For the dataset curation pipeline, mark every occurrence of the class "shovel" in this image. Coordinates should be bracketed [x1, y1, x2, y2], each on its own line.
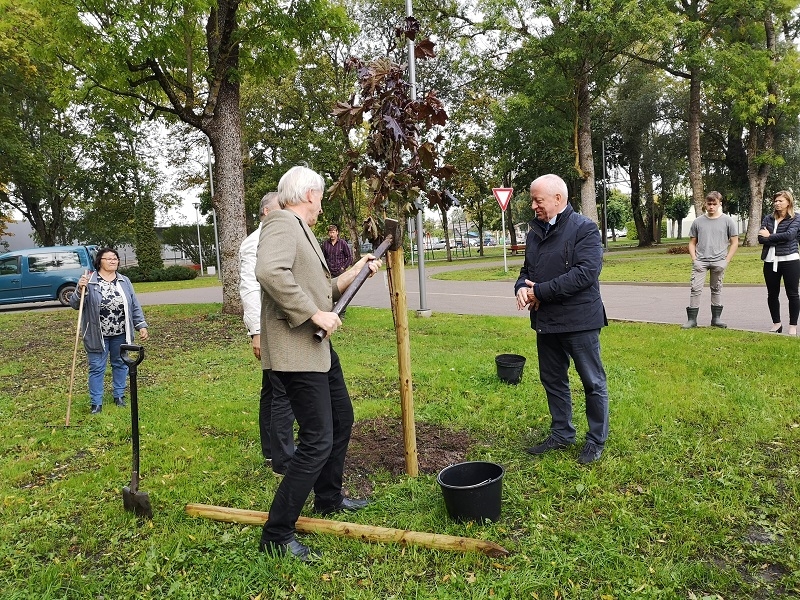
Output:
[65, 271, 89, 427]
[120, 344, 152, 519]
[313, 218, 402, 341]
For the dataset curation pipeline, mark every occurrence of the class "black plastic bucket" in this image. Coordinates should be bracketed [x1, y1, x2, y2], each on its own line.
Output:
[437, 461, 504, 522]
[495, 353, 526, 384]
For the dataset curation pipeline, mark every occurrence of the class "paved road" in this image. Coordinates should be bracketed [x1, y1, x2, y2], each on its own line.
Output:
[2, 259, 783, 333]
[125, 260, 782, 334]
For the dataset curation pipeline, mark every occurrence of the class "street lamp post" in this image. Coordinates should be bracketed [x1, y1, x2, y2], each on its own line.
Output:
[206, 140, 222, 280]
[193, 202, 204, 275]
[406, 0, 430, 317]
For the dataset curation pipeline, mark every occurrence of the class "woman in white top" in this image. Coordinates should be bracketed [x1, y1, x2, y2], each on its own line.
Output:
[758, 190, 800, 335]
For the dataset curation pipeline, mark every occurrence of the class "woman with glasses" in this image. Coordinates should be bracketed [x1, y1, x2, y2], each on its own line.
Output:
[71, 247, 149, 413]
[758, 191, 800, 336]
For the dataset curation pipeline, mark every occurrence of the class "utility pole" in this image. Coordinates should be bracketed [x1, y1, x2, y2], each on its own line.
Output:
[406, 0, 431, 318]
[207, 140, 222, 279]
[193, 202, 204, 275]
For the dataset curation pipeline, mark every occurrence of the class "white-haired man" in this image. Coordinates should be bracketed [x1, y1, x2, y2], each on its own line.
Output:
[515, 174, 609, 465]
[238, 191, 295, 475]
[255, 165, 381, 561]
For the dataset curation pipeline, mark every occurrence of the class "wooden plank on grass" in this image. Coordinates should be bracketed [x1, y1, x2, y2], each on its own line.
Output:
[185, 503, 509, 558]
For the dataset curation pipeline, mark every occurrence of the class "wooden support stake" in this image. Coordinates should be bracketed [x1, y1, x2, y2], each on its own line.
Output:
[386, 247, 418, 477]
[185, 503, 509, 558]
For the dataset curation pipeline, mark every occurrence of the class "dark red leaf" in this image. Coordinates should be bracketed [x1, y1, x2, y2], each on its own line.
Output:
[418, 141, 436, 170]
[402, 16, 420, 41]
[382, 115, 405, 140]
[414, 39, 436, 59]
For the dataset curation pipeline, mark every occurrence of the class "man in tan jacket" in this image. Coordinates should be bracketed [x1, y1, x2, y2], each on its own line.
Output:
[255, 165, 380, 561]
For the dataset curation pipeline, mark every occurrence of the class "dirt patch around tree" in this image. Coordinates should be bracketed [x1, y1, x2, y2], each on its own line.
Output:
[342, 417, 475, 498]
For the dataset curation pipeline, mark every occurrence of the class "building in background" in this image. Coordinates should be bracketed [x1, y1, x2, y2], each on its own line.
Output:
[1, 219, 187, 265]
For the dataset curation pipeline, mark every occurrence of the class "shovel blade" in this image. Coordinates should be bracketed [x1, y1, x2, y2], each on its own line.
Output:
[123, 485, 153, 519]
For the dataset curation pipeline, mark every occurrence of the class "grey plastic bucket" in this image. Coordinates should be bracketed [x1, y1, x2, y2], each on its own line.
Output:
[437, 461, 504, 522]
[495, 353, 526, 384]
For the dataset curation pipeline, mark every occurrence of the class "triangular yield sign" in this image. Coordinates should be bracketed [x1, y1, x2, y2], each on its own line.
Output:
[492, 188, 513, 211]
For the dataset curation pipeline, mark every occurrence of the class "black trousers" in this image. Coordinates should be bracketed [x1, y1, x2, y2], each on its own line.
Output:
[764, 260, 800, 326]
[259, 369, 295, 473]
[260, 348, 354, 544]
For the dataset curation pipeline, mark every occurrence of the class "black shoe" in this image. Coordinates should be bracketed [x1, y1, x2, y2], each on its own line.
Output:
[525, 435, 573, 455]
[314, 497, 369, 516]
[577, 441, 604, 465]
[114, 397, 126, 407]
[90, 405, 102, 414]
[259, 538, 321, 562]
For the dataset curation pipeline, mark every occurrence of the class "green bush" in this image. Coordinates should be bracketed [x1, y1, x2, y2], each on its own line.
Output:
[162, 265, 199, 281]
[119, 265, 198, 282]
[119, 266, 147, 282]
[624, 220, 668, 241]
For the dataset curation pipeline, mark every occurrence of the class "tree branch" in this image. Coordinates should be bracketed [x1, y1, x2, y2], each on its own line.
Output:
[623, 52, 690, 79]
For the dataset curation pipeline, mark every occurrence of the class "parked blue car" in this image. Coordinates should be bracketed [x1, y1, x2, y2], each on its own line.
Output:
[0, 245, 97, 307]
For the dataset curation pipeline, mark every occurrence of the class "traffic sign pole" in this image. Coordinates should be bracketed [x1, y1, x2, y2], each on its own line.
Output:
[501, 210, 507, 273]
[492, 188, 513, 273]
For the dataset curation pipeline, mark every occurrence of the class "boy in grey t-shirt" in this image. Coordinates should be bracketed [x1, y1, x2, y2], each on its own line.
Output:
[683, 191, 739, 328]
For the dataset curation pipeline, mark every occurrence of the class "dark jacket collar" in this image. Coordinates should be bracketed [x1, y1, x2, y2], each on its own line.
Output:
[531, 204, 574, 235]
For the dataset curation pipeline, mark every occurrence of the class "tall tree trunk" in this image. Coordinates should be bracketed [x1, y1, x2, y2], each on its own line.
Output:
[643, 174, 657, 243]
[341, 175, 361, 261]
[576, 67, 598, 223]
[744, 14, 779, 247]
[19, 187, 62, 246]
[744, 118, 775, 246]
[642, 133, 657, 243]
[207, 82, 246, 315]
[630, 145, 652, 246]
[745, 156, 769, 246]
[440, 207, 452, 261]
[725, 120, 749, 210]
[688, 67, 704, 219]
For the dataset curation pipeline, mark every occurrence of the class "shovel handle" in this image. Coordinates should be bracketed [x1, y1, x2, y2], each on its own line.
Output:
[120, 344, 145, 367]
[122, 344, 144, 493]
[313, 234, 394, 342]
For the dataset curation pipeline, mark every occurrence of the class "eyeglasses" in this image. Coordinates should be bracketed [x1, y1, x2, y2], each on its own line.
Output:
[101, 257, 119, 262]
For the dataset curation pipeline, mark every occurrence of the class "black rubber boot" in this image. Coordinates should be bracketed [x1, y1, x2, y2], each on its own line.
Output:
[710, 305, 727, 328]
[682, 307, 699, 329]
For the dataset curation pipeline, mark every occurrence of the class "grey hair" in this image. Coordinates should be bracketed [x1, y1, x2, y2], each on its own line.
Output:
[530, 174, 569, 201]
[276, 166, 325, 208]
[259, 192, 280, 219]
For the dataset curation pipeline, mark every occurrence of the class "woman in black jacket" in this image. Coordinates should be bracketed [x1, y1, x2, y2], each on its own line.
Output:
[758, 190, 800, 335]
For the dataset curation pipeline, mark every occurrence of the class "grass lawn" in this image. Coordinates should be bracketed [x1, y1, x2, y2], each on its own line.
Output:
[1, 304, 798, 598]
[433, 244, 765, 284]
[132, 276, 223, 293]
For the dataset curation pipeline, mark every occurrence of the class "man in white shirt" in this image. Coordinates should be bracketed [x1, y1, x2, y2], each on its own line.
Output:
[239, 192, 295, 474]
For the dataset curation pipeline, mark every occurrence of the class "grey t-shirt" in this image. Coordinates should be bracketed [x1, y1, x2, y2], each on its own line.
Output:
[689, 214, 738, 261]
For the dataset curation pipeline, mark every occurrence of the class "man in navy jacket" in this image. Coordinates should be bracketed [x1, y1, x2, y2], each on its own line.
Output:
[514, 174, 609, 464]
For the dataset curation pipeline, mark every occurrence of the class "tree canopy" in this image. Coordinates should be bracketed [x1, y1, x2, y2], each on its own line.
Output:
[3, 0, 800, 282]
